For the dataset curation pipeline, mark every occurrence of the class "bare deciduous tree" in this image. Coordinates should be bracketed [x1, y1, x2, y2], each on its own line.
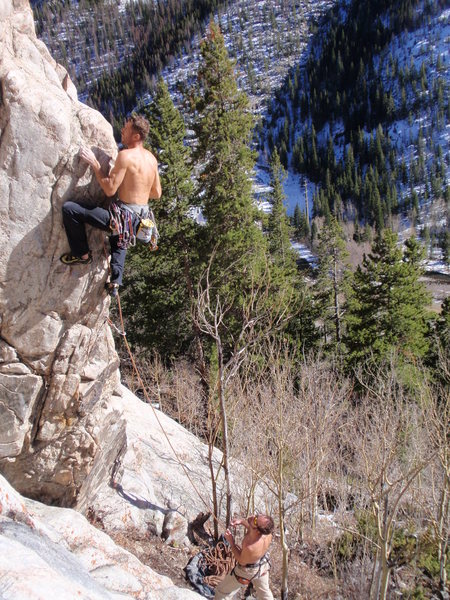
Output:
[417, 358, 449, 595]
[348, 364, 436, 600]
[193, 252, 294, 534]
[231, 348, 350, 600]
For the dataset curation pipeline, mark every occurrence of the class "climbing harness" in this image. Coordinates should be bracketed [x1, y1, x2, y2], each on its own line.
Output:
[234, 573, 253, 586]
[243, 553, 270, 569]
[232, 553, 271, 586]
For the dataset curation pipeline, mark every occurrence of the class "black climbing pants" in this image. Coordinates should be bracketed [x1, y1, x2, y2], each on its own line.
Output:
[62, 201, 128, 285]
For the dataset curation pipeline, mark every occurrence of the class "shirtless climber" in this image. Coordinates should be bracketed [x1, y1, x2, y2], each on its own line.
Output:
[60, 113, 162, 295]
[215, 513, 274, 600]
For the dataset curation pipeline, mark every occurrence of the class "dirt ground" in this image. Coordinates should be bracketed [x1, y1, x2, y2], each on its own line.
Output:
[109, 527, 195, 590]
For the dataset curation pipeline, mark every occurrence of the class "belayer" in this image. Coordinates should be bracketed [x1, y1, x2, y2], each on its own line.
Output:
[215, 513, 274, 599]
[60, 113, 161, 295]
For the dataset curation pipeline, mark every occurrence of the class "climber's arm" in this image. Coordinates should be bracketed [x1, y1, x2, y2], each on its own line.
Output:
[149, 167, 162, 200]
[80, 147, 127, 197]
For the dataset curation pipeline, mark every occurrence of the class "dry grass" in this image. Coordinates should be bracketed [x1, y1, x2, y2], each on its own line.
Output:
[101, 523, 195, 590]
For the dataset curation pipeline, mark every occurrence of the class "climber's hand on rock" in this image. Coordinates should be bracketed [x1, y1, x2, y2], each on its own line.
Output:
[79, 147, 100, 170]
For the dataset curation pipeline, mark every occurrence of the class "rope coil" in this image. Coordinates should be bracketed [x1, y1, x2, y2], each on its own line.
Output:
[201, 540, 235, 587]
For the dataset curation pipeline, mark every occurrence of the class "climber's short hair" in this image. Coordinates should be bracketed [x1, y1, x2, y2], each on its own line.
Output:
[256, 515, 274, 535]
[128, 113, 150, 141]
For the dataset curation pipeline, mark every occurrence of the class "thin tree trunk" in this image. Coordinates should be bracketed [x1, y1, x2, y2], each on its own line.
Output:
[278, 452, 289, 599]
[280, 516, 289, 600]
[217, 341, 232, 527]
[333, 255, 341, 345]
[182, 247, 208, 391]
[208, 439, 219, 540]
[245, 479, 257, 517]
[298, 501, 304, 543]
[437, 470, 449, 592]
[378, 496, 391, 600]
[378, 540, 391, 600]
[304, 180, 309, 224]
[369, 548, 380, 600]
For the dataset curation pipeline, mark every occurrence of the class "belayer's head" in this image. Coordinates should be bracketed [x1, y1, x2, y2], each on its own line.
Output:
[248, 513, 274, 535]
[121, 113, 150, 146]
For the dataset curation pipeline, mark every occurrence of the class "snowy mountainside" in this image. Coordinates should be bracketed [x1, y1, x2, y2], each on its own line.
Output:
[157, 0, 338, 116]
[257, 0, 448, 271]
[32, 0, 135, 89]
[32, 0, 338, 111]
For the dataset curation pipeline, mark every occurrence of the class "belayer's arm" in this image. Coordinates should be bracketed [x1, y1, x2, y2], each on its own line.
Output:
[224, 529, 245, 563]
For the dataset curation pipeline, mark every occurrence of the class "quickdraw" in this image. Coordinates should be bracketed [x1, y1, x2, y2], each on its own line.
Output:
[109, 202, 136, 249]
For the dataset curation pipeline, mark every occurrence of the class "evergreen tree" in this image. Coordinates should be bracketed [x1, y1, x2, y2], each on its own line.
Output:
[440, 230, 450, 265]
[191, 21, 267, 299]
[267, 149, 296, 271]
[425, 295, 449, 387]
[293, 203, 310, 240]
[121, 79, 200, 359]
[314, 217, 350, 353]
[345, 230, 431, 370]
[190, 23, 310, 370]
[293, 203, 302, 232]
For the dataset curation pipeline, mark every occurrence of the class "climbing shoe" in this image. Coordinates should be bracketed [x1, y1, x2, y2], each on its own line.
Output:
[60, 252, 92, 265]
[105, 282, 119, 297]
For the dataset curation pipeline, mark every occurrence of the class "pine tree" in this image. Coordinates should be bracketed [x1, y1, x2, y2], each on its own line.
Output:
[267, 149, 296, 272]
[293, 203, 302, 232]
[440, 230, 450, 265]
[191, 21, 267, 296]
[121, 79, 200, 359]
[293, 203, 310, 240]
[345, 230, 431, 369]
[314, 217, 350, 353]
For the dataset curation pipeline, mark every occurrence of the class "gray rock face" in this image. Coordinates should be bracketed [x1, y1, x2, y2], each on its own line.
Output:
[0, 473, 200, 599]
[0, 0, 121, 503]
[75, 387, 224, 544]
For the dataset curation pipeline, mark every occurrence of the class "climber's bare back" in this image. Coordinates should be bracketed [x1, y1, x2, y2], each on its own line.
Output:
[116, 146, 161, 205]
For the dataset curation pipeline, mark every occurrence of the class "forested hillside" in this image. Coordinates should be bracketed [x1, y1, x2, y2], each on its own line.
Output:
[34, 0, 448, 259]
[262, 0, 449, 258]
[33, 0, 225, 119]
[32, 0, 336, 126]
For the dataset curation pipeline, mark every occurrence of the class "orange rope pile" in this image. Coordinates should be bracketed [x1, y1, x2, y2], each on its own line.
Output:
[201, 540, 235, 587]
